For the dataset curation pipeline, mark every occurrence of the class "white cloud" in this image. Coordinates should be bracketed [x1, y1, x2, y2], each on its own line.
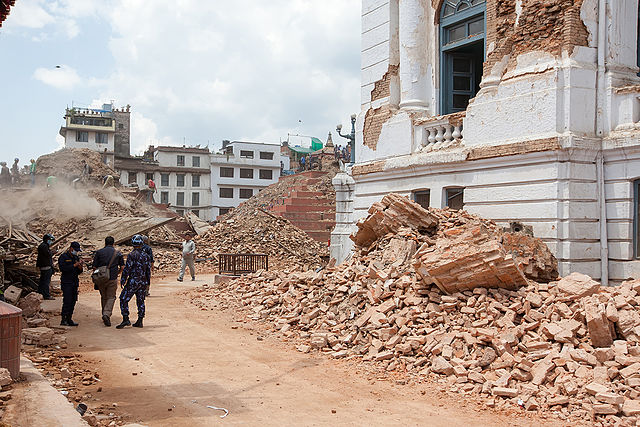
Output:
[33, 66, 82, 90]
[12, 1, 361, 153]
[7, 0, 54, 29]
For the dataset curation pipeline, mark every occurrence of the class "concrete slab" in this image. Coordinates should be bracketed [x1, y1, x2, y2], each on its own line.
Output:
[3, 357, 89, 427]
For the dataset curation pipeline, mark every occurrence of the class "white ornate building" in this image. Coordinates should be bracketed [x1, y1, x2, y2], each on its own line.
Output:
[332, 0, 640, 284]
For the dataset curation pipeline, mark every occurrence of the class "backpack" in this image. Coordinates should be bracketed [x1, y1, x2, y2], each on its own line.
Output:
[91, 249, 119, 288]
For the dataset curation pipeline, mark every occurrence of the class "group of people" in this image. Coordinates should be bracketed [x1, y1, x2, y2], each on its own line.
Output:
[333, 145, 351, 162]
[0, 158, 36, 188]
[36, 231, 197, 329]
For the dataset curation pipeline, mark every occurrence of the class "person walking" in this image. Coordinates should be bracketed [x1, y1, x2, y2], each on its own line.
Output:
[141, 235, 154, 296]
[177, 232, 196, 282]
[29, 159, 36, 187]
[116, 235, 151, 329]
[92, 236, 124, 327]
[58, 242, 83, 327]
[36, 234, 56, 300]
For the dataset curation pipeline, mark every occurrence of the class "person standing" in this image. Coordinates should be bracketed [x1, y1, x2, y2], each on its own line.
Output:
[141, 235, 154, 296]
[0, 162, 11, 188]
[147, 179, 156, 203]
[92, 236, 124, 327]
[10, 158, 19, 186]
[36, 234, 55, 300]
[300, 155, 305, 171]
[58, 242, 83, 327]
[177, 232, 196, 282]
[29, 159, 36, 187]
[116, 235, 150, 329]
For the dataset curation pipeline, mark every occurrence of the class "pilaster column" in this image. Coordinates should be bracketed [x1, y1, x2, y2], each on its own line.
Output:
[398, 0, 429, 110]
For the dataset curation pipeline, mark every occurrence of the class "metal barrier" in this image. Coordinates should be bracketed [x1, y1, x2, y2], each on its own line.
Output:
[218, 253, 268, 276]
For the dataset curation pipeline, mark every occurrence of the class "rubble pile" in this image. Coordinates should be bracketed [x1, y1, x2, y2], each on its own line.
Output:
[194, 194, 640, 423]
[35, 148, 118, 182]
[195, 209, 328, 271]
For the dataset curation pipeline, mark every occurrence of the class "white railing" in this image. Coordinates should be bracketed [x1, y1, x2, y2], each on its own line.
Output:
[414, 115, 464, 153]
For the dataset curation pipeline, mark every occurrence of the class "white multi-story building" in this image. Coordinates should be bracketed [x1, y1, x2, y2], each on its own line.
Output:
[115, 146, 213, 220]
[331, 0, 640, 284]
[59, 103, 131, 165]
[210, 141, 282, 217]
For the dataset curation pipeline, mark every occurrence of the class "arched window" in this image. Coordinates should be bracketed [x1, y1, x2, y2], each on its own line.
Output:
[440, 0, 486, 115]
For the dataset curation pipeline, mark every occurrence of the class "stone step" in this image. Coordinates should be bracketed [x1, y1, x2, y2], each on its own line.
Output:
[278, 211, 335, 221]
[289, 219, 336, 231]
[272, 204, 334, 213]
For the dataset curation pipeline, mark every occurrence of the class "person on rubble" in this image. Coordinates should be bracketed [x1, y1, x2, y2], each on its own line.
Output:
[36, 234, 56, 301]
[116, 235, 151, 329]
[29, 159, 37, 187]
[92, 236, 124, 327]
[147, 178, 156, 203]
[141, 235, 154, 296]
[58, 242, 83, 327]
[10, 158, 19, 186]
[300, 155, 305, 171]
[177, 232, 196, 282]
[0, 162, 10, 188]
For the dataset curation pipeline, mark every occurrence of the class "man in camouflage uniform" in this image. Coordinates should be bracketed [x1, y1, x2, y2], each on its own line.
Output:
[116, 235, 150, 329]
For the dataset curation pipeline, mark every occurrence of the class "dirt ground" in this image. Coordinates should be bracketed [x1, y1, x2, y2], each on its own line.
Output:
[41, 274, 567, 427]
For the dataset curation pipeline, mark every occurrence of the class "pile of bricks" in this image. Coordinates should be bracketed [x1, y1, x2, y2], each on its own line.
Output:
[196, 194, 640, 423]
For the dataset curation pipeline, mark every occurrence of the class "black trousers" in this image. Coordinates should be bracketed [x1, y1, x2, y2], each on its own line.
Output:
[38, 268, 53, 298]
[61, 281, 78, 317]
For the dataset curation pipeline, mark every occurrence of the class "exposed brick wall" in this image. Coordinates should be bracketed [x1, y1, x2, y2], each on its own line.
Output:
[370, 65, 399, 102]
[363, 106, 393, 151]
[0, 0, 16, 28]
[486, 0, 590, 74]
[466, 137, 562, 161]
[352, 160, 385, 176]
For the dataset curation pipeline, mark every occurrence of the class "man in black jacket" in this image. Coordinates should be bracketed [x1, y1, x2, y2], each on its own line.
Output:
[36, 234, 55, 300]
[58, 242, 83, 326]
[92, 236, 124, 326]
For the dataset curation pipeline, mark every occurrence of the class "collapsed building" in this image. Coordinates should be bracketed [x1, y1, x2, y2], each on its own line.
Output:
[331, 0, 640, 285]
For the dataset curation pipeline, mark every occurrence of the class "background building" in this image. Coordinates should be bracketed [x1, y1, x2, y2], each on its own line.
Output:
[210, 141, 282, 217]
[115, 145, 213, 220]
[332, 0, 640, 284]
[59, 103, 131, 166]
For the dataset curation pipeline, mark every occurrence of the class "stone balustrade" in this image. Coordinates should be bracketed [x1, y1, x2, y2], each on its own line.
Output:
[414, 113, 465, 153]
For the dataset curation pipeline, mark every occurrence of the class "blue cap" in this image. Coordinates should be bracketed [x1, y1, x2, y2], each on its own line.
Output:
[70, 242, 82, 251]
[132, 235, 143, 245]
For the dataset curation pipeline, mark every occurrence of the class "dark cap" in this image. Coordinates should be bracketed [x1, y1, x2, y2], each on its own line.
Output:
[70, 242, 82, 251]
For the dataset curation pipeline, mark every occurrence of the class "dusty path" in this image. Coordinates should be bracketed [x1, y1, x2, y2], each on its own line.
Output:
[57, 275, 559, 426]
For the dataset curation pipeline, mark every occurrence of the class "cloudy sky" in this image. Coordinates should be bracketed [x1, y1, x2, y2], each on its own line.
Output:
[0, 0, 361, 164]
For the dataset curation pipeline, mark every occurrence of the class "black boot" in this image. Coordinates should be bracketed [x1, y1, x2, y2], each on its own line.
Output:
[116, 315, 131, 329]
[60, 315, 70, 326]
[132, 317, 143, 328]
[67, 317, 79, 327]
[102, 314, 111, 327]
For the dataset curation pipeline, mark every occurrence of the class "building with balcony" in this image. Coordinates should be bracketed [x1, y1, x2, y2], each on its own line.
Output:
[115, 145, 213, 220]
[59, 103, 131, 165]
[331, 0, 640, 284]
[210, 141, 282, 217]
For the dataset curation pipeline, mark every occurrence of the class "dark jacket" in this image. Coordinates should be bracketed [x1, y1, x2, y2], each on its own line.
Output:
[142, 244, 154, 265]
[121, 248, 151, 288]
[92, 246, 124, 281]
[58, 252, 82, 285]
[36, 242, 53, 269]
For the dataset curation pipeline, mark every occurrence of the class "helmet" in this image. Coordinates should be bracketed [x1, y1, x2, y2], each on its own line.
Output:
[131, 235, 143, 246]
[14, 158, 18, 162]
[43, 233, 55, 242]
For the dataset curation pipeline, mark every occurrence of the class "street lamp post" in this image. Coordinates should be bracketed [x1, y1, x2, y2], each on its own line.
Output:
[336, 114, 356, 164]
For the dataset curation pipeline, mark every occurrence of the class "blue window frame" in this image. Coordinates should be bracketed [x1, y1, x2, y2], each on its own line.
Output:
[440, 0, 486, 115]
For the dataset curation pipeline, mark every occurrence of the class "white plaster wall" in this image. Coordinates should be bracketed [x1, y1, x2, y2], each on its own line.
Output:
[64, 131, 115, 153]
[352, 149, 603, 279]
[361, 0, 393, 107]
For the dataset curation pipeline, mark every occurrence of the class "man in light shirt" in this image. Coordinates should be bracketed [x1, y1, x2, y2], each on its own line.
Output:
[177, 232, 196, 282]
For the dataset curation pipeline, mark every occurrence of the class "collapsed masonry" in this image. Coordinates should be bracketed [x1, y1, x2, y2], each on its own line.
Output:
[197, 194, 640, 422]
